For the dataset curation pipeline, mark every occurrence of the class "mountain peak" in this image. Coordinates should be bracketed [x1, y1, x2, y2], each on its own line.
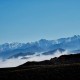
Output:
[1, 35, 80, 59]
[39, 39, 48, 42]
[72, 35, 80, 38]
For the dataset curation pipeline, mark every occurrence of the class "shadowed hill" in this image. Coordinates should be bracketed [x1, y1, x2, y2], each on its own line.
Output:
[0, 53, 80, 80]
[18, 53, 80, 68]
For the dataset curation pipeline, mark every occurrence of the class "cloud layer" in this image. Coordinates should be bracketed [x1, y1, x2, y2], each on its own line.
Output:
[0, 50, 74, 68]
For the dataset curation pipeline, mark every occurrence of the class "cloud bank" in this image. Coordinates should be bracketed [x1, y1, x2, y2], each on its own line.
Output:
[0, 50, 74, 68]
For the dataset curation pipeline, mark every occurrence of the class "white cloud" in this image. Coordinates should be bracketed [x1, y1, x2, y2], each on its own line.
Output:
[0, 50, 74, 68]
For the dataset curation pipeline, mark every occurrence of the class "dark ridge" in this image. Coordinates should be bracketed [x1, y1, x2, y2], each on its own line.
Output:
[18, 53, 80, 68]
[0, 53, 80, 80]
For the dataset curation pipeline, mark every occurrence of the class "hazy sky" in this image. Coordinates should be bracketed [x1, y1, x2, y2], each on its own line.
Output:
[0, 0, 80, 43]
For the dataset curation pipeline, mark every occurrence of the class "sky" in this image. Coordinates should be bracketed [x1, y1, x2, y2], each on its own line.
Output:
[0, 0, 80, 43]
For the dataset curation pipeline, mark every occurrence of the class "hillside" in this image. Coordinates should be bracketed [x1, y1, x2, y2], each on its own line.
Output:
[0, 54, 80, 80]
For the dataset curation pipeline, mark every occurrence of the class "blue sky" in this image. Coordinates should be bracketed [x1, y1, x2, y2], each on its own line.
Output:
[0, 0, 80, 43]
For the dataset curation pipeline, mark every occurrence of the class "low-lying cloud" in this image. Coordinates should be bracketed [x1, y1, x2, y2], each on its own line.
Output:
[0, 50, 74, 68]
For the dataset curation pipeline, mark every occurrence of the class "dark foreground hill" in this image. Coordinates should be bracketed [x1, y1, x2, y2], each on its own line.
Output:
[0, 53, 80, 80]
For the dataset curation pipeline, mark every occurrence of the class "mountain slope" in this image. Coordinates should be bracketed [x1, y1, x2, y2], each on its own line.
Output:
[42, 48, 65, 55]
[0, 53, 80, 80]
[0, 35, 80, 59]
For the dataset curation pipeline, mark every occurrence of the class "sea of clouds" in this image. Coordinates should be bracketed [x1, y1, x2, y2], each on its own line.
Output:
[0, 50, 74, 68]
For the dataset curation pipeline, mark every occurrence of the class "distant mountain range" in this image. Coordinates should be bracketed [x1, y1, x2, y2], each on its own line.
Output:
[0, 35, 80, 59]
